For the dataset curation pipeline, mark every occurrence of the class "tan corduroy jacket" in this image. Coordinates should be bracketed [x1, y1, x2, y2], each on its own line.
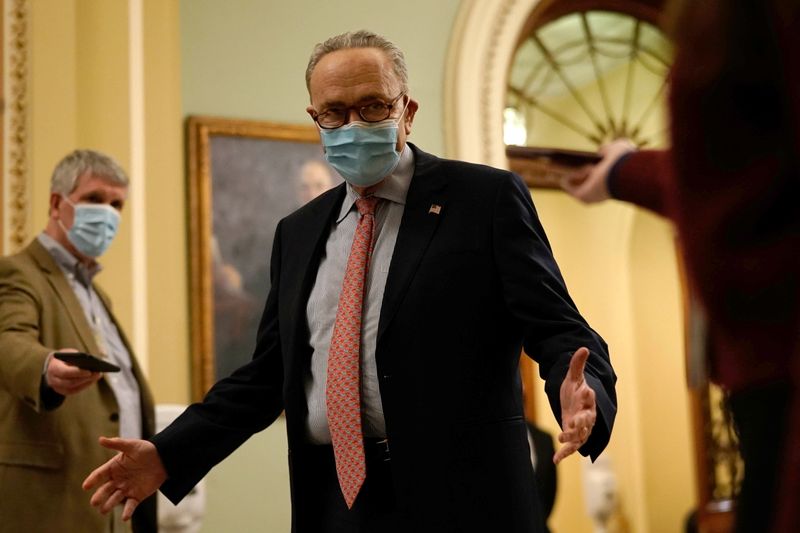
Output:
[0, 239, 156, 532]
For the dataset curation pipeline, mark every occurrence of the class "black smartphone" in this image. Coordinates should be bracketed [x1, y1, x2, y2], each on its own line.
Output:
[53, 352, 121, 373]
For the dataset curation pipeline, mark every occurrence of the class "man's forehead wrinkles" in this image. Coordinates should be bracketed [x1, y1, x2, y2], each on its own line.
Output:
[309, 48, 400, 105]
[320, 91, 392, 106]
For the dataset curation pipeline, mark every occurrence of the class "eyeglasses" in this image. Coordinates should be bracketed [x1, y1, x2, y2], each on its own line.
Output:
[311, 92, 406, 129]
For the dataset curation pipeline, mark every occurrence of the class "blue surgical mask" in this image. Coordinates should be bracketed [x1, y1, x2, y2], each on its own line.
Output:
[320, 118, 402, 188]
[59, 197, 121, 258]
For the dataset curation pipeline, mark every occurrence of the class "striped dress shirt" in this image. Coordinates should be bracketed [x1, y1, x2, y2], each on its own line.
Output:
[304, 145, 414, 444]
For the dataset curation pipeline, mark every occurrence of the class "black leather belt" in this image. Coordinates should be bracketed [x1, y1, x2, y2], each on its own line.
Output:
[303, 438, 391, 463]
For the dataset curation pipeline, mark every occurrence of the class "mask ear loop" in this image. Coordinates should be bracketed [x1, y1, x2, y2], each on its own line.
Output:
[61, 195, 76, 208]
[391, 94, 414, 139]
[395, 95, 410, 124]
[56, 194, 75, 235]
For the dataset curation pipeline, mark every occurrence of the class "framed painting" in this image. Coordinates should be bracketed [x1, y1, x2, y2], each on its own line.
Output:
[187, 115, 340, 400]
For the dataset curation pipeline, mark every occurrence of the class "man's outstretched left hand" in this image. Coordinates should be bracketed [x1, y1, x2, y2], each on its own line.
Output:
[554, 347, 597, 464]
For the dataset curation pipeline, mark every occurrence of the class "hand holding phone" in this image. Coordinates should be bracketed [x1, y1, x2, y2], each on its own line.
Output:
[53, 352, 121, 373]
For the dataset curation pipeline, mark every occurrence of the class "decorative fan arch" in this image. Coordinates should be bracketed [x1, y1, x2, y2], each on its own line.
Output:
[504, 2, 672, 186]
[506, 9, 671, 147]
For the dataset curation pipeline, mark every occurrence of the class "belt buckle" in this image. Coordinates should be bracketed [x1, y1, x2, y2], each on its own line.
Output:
[377, 438, 390, 461]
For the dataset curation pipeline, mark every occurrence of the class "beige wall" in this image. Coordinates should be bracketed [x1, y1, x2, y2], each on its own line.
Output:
[27, 0, 188, 396]
[180, 0, 461, 156]
[517, 36, 695, 532]
[527, 194, 695, 533]
[142, 0, 189, 402]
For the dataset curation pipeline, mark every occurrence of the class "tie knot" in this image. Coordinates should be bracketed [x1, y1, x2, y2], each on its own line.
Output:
[355, 196, 380, 216]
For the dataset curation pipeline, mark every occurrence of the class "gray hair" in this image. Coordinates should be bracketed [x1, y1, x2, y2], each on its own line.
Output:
[50, 149, 129, 195]
[305, 30, 408, 94]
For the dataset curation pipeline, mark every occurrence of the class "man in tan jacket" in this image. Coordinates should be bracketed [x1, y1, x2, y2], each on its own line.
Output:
[0, 150, 156, 532]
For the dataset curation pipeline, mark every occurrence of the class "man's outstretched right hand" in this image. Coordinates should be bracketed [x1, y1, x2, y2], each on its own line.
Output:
[82, 437, 167, 521]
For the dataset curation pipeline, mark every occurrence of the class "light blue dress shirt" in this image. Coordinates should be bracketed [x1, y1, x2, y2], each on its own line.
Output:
[305, 145, 414, 444]
[38, 233, 143, 440]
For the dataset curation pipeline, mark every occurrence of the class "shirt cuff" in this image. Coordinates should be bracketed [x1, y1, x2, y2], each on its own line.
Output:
[40, 352, 66, 410]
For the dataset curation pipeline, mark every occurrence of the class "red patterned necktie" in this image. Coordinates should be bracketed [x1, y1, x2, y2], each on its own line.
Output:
[327, 195, 380, 509]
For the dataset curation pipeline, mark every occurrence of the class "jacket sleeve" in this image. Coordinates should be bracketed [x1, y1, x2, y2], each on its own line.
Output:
[607, 149, 673, 217]
[492, 173, 617, 460]
[0, 259, 59, 413]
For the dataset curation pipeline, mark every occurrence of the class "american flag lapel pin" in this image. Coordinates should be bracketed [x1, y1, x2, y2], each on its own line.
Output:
[429, 204, 442, 215]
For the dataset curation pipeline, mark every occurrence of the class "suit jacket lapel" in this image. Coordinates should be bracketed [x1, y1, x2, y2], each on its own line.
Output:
[378, 145, 447, 341]
[27, 240, 101, 354]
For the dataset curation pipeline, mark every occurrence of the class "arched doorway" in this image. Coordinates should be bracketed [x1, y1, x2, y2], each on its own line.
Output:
[445, 2, 739, 532]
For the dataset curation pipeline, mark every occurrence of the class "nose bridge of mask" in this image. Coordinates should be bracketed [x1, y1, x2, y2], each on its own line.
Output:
[321, 120, 399, 147]
[77, 203, 121, 226]
[345, 117, 398, 130]
[63, 195, 121, 227]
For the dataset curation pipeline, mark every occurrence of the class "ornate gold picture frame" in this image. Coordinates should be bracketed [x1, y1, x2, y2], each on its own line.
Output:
[186, 115, 338, 401]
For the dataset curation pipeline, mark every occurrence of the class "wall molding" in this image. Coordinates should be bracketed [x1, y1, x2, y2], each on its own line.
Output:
[5, 0, 28, 253]
[128, 0, 149, 372]
[444, 0, 541, 167]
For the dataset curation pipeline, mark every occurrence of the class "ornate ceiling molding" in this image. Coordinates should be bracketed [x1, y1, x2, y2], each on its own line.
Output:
[6, 0, 29, 253]
[444, 0, 542, 168]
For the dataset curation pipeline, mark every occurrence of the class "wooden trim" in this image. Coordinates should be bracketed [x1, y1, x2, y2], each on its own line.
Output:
[0, 1, 4, 252]
[8, 0, 28, 252]
[507, 146, 601, 189]
[508, 155, 564, 189]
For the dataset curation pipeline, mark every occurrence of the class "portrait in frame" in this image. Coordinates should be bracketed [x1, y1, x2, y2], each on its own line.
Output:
[187, 115, 340, 401]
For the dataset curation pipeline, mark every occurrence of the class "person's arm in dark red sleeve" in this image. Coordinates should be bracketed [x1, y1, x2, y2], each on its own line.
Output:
[607, 149, 673, 218]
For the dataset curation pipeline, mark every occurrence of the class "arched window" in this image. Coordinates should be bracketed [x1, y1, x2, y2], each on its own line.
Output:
[505, 2, 671, 187]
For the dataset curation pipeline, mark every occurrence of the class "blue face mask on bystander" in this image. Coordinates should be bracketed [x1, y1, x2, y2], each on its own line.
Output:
[59, 197, 121, 258]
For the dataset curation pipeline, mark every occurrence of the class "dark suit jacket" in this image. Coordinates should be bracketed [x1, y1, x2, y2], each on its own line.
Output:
[0, 239, 156, 532]
[155, 145, 616, 533]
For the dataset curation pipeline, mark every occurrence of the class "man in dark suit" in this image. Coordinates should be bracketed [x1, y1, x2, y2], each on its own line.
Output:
[84, 30, 616, 533]
[0, 149, 156, 532]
